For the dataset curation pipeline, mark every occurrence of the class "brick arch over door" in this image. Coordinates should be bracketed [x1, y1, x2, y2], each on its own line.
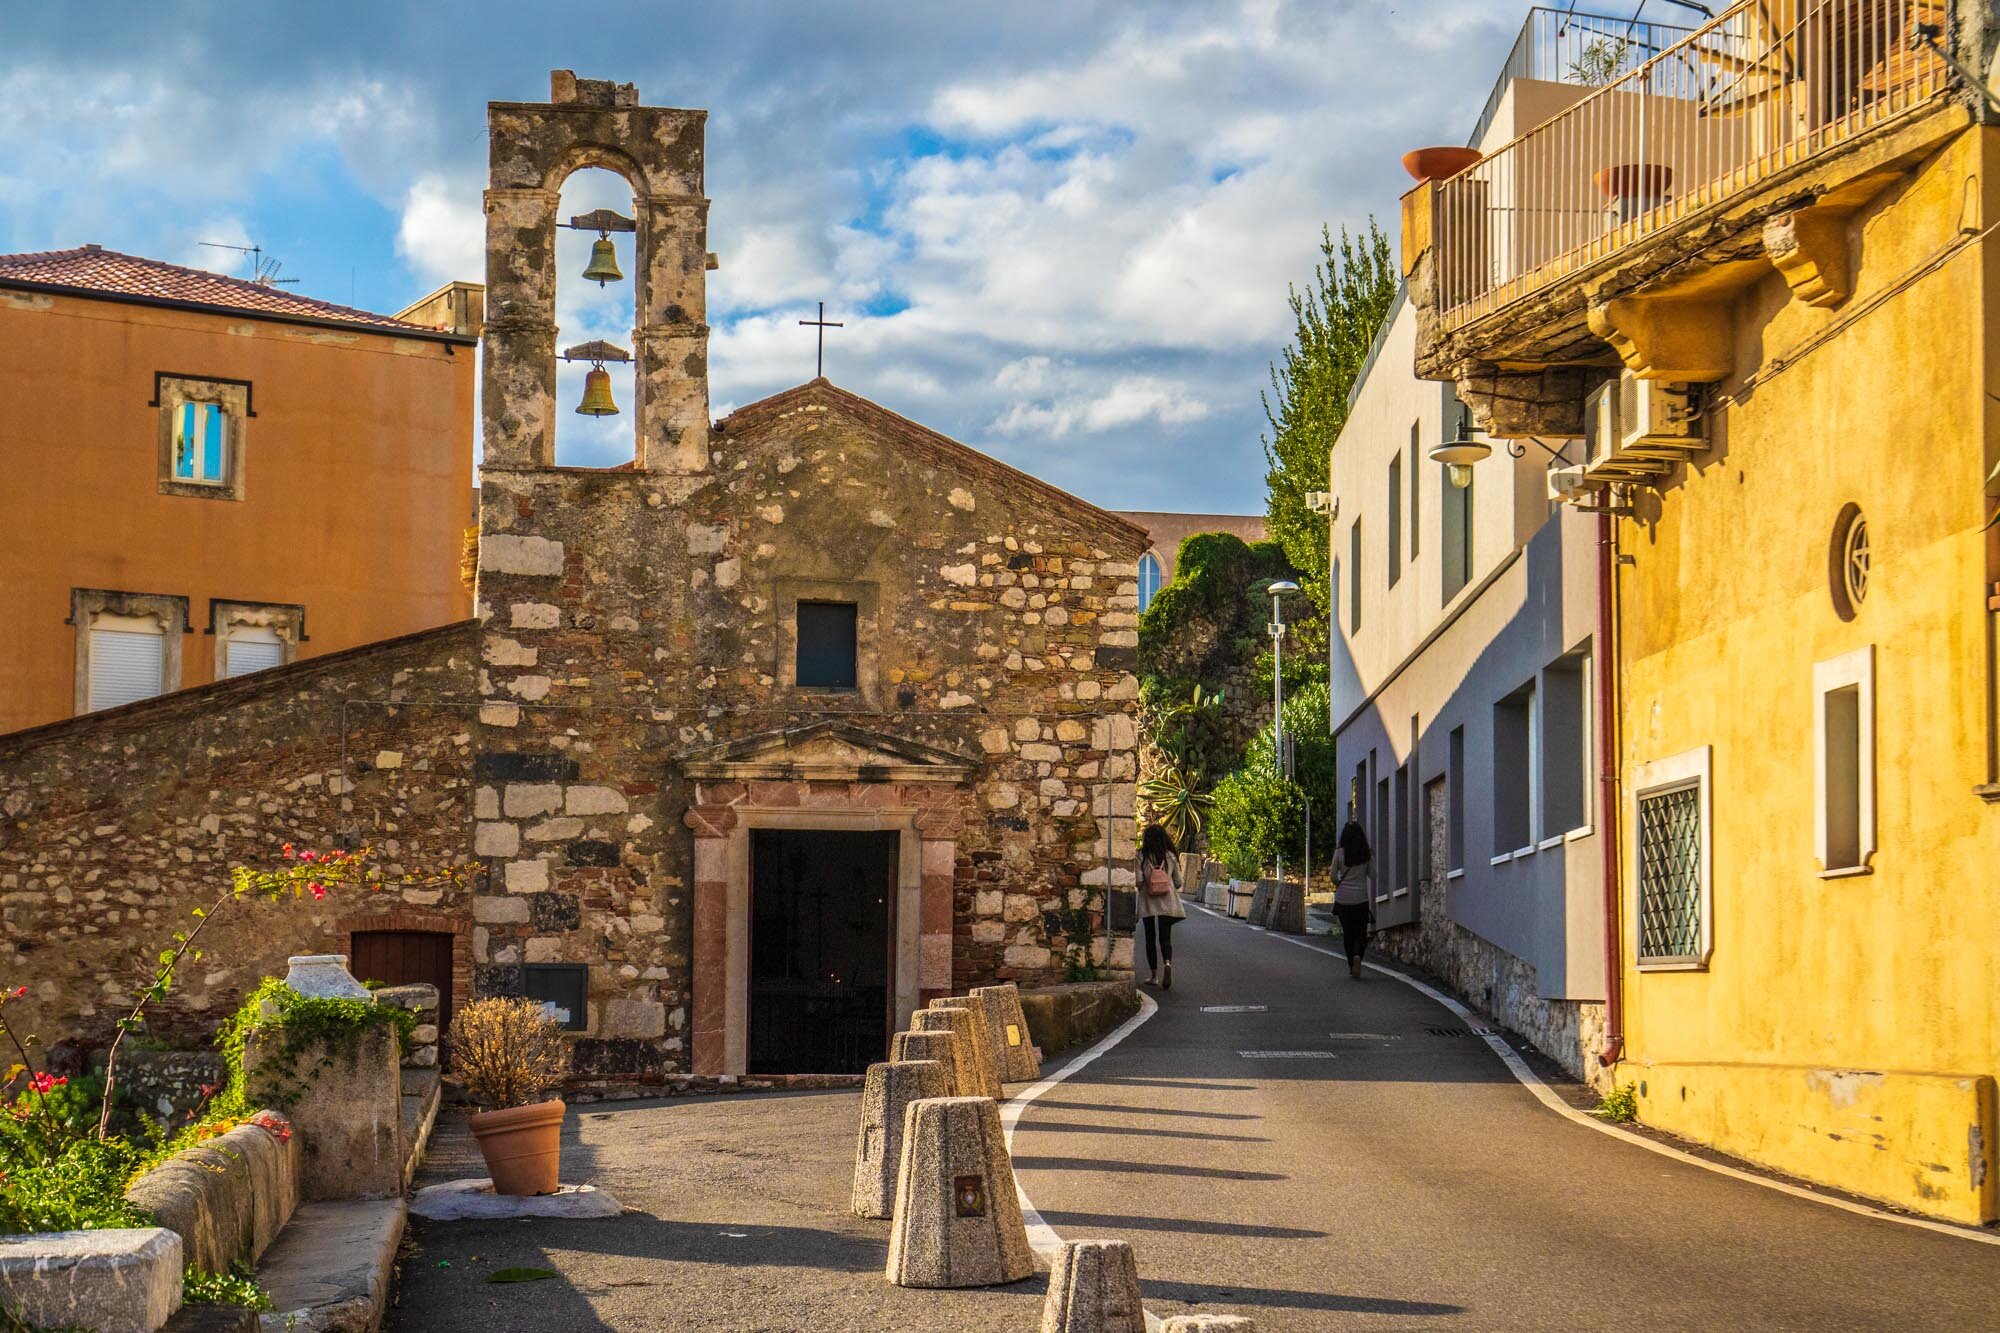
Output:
[341, 908, 471, 1036]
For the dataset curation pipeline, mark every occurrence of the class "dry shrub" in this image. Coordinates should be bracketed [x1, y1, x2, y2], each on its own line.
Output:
[449, 997, 567, 1109]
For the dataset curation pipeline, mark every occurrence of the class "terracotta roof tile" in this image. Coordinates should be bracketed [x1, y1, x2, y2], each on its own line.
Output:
[0, 244, 446, 335]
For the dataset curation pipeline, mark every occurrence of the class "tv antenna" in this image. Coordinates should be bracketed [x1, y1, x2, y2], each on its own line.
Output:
[199, 241, 299, 286]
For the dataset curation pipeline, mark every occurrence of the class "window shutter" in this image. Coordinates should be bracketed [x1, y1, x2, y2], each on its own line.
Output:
[88, 621, 165, 710]
[224, 624, 284, 677]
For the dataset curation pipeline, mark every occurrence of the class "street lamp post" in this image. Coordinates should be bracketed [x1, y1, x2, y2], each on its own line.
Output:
[1266, 580, 1301, 886]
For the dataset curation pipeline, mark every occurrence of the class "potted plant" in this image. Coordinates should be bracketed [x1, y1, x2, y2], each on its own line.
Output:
[1401, 146, 1483, 184]
[451, 996, 569, 1195]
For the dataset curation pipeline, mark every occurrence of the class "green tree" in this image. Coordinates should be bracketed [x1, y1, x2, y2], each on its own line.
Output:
[1205, 682, 1340, 880]
[1261, 220, 1399, 680]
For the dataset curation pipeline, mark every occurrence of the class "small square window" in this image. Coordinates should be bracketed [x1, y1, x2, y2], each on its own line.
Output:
[522, 964, 588, 1032]
[172, 402, 229, 484]
[796, 601, 859, 689]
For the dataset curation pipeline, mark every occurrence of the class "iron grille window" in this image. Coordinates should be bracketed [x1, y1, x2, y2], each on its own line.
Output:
[1637, 784, 1703, 962]
[796, 600, 858, 689]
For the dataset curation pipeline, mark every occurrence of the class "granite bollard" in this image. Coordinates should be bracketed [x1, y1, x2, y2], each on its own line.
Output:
[889, 1030, 963, 1095]
[951, 990, 1017, 1089]
[972, 982, 1041, 1083]
[927, 997, 1003, 1099]
[852, 1058, 953, 1219]
[913, 1007, 998, 1101]
[885, 1096, 1034, 1288]
[1041, 1238, 1146, 1333]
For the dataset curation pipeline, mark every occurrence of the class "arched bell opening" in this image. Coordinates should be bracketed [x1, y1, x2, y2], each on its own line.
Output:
[552, 164, 641, 468]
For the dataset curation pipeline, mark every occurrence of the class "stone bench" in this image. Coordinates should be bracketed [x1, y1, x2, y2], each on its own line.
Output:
[125, 1114, 301, 1276]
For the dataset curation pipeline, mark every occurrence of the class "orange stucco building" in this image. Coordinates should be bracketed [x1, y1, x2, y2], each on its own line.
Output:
[0, 246, 479, 735]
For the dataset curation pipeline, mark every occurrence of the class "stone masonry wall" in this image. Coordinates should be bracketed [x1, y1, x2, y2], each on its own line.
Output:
[1372, 782, 1609, 1089]
[0, 624, 479, 1049]
[474, 383, 1147, 1077]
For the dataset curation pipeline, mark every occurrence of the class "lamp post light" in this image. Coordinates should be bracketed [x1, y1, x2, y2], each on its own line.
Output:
[1265, 580, 1301, 885]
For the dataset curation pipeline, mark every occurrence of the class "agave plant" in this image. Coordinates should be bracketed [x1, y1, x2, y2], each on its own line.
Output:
[1139, 758, 1214, 850]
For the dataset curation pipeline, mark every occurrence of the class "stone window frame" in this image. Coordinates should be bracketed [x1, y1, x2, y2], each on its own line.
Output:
[68, 588, 189, 716]
[153, 373, 253, 501]
[207, 600, 307, 678]
[773, 577, 881, 707]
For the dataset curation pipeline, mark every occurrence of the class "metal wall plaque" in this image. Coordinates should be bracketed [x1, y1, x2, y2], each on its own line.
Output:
[1004, 1023, 1021, 1047]
[953, 1175, 987, 1217]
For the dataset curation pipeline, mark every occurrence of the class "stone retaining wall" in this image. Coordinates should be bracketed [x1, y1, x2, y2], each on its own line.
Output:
[124, 1114, 300, 1276]
[1018, 979, 1140, 1056]
[1372, 873, 1608, 1089]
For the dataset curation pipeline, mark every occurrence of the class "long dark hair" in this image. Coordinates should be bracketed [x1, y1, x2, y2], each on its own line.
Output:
[1140, 823, 1176, 865]
[1337, 820, 1372, 867]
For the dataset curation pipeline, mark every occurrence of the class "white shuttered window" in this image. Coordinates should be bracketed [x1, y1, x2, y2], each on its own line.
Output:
[223, 623, 285, 677]
[87, 614, 166, 711]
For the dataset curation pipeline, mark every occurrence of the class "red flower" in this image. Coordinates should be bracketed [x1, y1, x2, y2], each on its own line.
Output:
[299, 850, 318, 864]
[27, 1072, 65, 1095]
[307, 882, 327, 901]
[7, 986, 24, 999]
[282, 842, 296, 859]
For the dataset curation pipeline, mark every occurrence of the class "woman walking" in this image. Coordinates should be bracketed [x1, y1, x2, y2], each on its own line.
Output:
[1136, 823, 1188, 989]
[1330, 820, 1374, 979]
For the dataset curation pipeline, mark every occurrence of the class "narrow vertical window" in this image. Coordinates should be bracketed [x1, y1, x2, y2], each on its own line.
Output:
[1137, 552, 1162, 612]
[173, 402, 229, 484]
[1393, 761, 1410, 892]
[1409, 421, 1421, 560]
[1442, 462, 1473, 602]
[1374, 773, 1390, 902]
[1540, 649, 1590, 836]
[1814, 646, 1875, 874]
[1349, 519, 1363, 633]
[1633, 746, 1712, 969]
[1492, 680, 1536, 854]
[1447, 725, 1466, 872]
[1387, 454, 1403, 588]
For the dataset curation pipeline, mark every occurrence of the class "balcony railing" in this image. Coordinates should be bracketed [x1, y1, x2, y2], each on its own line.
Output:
[1467, 6, 1701, 149]
[1435, 0, 1954, 328]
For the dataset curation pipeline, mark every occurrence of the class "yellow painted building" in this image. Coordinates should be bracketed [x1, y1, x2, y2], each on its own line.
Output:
[1402, 0, 2000, 1224]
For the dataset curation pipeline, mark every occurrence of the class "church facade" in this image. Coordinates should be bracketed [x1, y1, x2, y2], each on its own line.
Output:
[0, 73, 1146, 1084]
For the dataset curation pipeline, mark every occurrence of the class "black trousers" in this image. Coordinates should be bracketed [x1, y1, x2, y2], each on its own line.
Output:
[1142, 915, 1177, 971]
[1334, 903, 1371, 964]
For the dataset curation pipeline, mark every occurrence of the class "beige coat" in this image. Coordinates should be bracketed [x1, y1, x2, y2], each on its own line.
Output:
[1134, 851, 1187, 921]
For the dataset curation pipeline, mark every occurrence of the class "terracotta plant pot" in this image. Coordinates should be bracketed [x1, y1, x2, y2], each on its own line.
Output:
[1593, 163, 1673, 199]
[1401, 146, 1483, 183]
[469, 1098, 565, 1196]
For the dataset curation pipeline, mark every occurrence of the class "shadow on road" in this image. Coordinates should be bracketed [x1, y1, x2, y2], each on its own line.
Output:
[1016, 1121, 1269, 1143]
[1013, 1154, 1288, 1182]
[1037, 1209, 1328, 1239]
[1148, 1278, 1466, 1318]
[1022, 1097, 1264, 1121]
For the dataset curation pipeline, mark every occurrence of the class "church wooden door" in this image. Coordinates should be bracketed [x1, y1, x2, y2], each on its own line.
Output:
[350, 930, 454, 1039]
[748, 829, 896, 1075]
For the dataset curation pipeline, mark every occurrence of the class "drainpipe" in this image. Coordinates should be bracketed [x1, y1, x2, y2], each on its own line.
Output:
[1596, 508, 1625, 1067]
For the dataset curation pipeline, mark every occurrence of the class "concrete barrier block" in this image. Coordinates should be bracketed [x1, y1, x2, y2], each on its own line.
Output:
[1041, 1238, 1145, 1333]
[126, 1115, 301, 1274]
[1248, 879, 1277, 927]
[914, 1006, 998, 1101]
[1226, 879, 1254, 919]
[886, 1096, 1033, 1288]
[0, 1227, 182, 1333]
[1201, 882, 1227, 911]
[852, 1059, 954, 1219]
[889, 1030, 963, 1095]
[952, 990, 1017, 1088]
[973, 982, 1041, 1082]
[927, 997, 1003, 1099]
[1267, 881, 1305, 935]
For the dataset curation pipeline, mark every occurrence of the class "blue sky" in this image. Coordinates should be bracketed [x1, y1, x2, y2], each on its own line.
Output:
[1, 1, 1531, 512]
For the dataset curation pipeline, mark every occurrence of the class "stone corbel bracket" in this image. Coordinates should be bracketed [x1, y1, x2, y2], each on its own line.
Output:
[1454, 362, 1595, 439]
[1765, 207, 1854, 308]
[1587, 293, 1733, 383]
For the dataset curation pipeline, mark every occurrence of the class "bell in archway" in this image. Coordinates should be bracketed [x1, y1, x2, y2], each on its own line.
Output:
[581, 234, 623, 286]
[575, 362, 619, 416]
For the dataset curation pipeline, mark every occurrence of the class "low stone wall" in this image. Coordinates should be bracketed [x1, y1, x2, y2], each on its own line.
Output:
[1371, 874, 1607, 1089]
[562, 1071, 866, 1103]
[125, 1114, 300, 1276]
[1018, 979, 1139, 1057]
[373, 984, 440, 1069]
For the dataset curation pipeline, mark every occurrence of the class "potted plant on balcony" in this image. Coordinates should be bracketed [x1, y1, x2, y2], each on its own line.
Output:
[1401, 146, 1483, 184]
[452, 996, 569, 1195]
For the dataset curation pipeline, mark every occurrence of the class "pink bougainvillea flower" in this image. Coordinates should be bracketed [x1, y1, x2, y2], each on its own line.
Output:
[27, 1072, 65, 1094]
[8, 985, 25, 999]
[308, 882, 327, 901]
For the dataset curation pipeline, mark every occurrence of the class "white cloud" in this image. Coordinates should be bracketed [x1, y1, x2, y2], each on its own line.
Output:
[396, 173, 482, 287]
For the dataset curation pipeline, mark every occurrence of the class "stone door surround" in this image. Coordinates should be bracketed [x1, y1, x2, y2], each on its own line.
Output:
[682, 722, 972, 1076]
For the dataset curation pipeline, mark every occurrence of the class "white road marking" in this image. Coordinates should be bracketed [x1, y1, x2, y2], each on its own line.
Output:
[1239, 1050, 1338, 1059]
[1001, 990, 1158, 1258]
[1200, 1004, 1268, 1013]
[1188, 901, 2000, 1249]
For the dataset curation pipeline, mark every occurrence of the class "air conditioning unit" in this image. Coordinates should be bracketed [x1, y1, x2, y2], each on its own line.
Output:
[1547, 464, 1596, 501]
[1584, 370, 1704, 481]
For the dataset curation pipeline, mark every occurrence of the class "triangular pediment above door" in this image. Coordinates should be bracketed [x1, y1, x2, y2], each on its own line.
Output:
[678, 720, 977, 783]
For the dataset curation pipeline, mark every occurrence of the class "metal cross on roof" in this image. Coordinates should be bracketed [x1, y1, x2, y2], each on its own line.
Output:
[799, 301, 843, 379]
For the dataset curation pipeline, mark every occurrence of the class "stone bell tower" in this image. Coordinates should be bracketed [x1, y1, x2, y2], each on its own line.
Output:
[480, 70, 709, 473]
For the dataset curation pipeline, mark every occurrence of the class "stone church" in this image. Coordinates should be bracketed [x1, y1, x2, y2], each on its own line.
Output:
[0, 73, 1147, 1084]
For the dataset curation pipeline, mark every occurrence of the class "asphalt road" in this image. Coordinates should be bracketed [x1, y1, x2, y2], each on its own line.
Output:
[1009, 905, 2000, 1330]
